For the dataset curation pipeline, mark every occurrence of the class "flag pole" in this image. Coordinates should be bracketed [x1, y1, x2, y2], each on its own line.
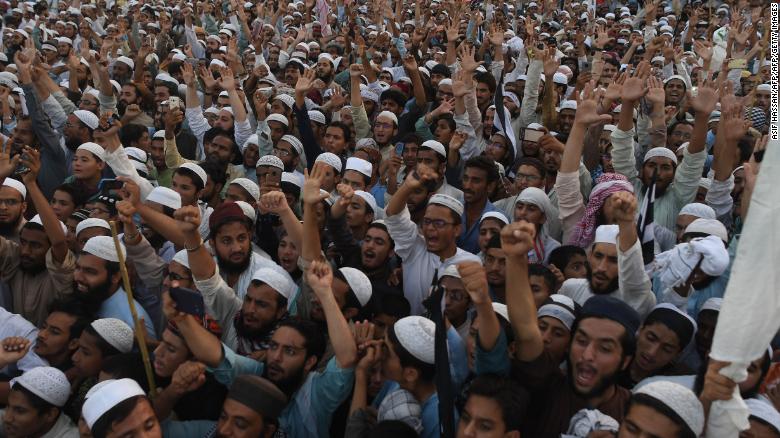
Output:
[109, 221, 157, 398]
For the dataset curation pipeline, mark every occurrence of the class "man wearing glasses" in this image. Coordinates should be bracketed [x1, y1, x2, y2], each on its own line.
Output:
[385, 164, 481, 315]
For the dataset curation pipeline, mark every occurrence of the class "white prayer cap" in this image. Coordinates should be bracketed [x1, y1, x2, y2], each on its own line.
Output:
[746, 398, 780, 434]
[172, 249, 190, 269]
[178, 162, 208, 186]
[345, 157, 373, 178]
[315, 152, 342, 172]
[643, 147, 678, 165]
[438, 78, 453, 87]
[91, 318, 134, 353]
[339, 267, 372, 306]
[273, 93, 295, 109]
[679, 203, 716, 220]
[146, 186, 182, 209]
[354, 190, 379, 216]
[153, 130, 166, 139]
[280, 135, 304, 155]
[308, 111, 326, 125]
[537, 294, 578, 330]
[594, 224, 619, 245]
[235, 200, 257, 224]
[684, 218, 728, 243]
[204, 107, 221, 117]
[756, 83, 771, 92]
[83, 235, 125, 263]
[428, 194, 464, 217]
[57, 36, 73, 45]
[281, 172, 303, 189]
[2, 178, 26, 198]
[125, 147, 148, 163]
[14, 29, 29, 39]
[481, 211, 509, 225]
[76, 218, 110, 236]
[664, 75, 687, 89]
[376, 110, 398, 126]
[553, 72, 568, 85]
[73, 110, 100, 130]
[698, 177, 712, 190]
[209, 58, 226, 68]
[421, 140, 447, 159]
[393, 316, 436, 364]
[10, 367, 71, 407]
[115, 55, 135, 70]
[266, 113, 290, 127]
[29, 214, 68, 234]
[317, 52, 334, 65]
[361, 87, 379, 103]
[516, 187, 555, 222]
[242, 134, 260, 153]
[82, 379, 145, 428]
[231, 178, 260, 202]
[558, 100, 577, 112]
[441, 264, 461, 279]
[699, 297, 723, 314]
[492, 303, 509, 322]
[257, 155, 284, 170]
[252, 267, 296, 300]
[78, 142, 106, 162]
[633, 381, 704, 436]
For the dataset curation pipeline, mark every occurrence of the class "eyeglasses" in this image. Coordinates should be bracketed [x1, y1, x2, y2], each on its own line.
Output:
[516, 173, 541, 182]
[273, 148, 292, 157]
[422, 218, 454, 229]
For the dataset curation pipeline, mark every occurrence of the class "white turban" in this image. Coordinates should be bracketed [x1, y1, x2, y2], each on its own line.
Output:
[654, 235, 730, 289]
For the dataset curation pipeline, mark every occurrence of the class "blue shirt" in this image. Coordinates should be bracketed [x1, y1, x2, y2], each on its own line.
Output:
[98, 288, 157, 340]
[457, 201, 497, 254]
[209, 344, 354, 438]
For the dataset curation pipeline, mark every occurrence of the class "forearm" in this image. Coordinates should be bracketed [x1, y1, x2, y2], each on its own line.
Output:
[505, 255, 544, 361]
[617, 219, 637, 253]
[474, 300, 500, 351]
[301, 200, 322, 262]
[385, 183, 412, 216]
[152, 385, 184, 420]
[687, 112, 708, 155]
[561, 123, 587, 173]
[138, 204, 187, 247]
[27, 182, 67, 259]
[178, 317, 224, 367]
[348, 371, 369, 415]
[319, 291, 356, 367]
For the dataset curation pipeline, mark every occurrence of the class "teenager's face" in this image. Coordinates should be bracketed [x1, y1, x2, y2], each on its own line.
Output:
[568, 318, 628, 397]
[456, 394, 510, 438]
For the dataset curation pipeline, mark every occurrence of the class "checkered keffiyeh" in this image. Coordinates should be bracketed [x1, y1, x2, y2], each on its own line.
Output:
[569, 173, 634, 248]
[378, 389, 424, 433]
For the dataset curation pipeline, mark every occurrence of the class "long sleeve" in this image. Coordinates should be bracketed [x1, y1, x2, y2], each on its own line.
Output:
[383, 206, 425, 262]
[670, 148, 707, 213]
[616, 235, 656, 318]
[185, 25, 206, 59]
[351, 104, 371, 140]
[518, 60, 543, 128]
[21, 83, 68, 198]
[463, 87, 482, 136]
[454, 112, 479, 162]
[705, 176, 734, 223]
[193, 269, 242, 339]
[104, 146, 155, 201]
[255, 120, 274, 158]
[293, 103, 324, 170]
[554, 171, 586, 245]
[125, 236, 167, 289]
[41, 94, 68, 132]
[184, 106, 210, 144]
[610, 127, 641, 186]
[164, 136, 193, 170]
[52, 91, 77, 116]
[233, 118, 253, 152]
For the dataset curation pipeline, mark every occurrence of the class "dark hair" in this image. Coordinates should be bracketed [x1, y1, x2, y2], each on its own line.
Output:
[737, 136, 755, 164]
[528, 263, 556, 292]
[433, 113, 456, 133]
[514, 157, 547, 180]
[333, 269, 365, 313]
[474, 71, 497, 93]
[167, 61, 183, 77]
[10, 382, 58, 415]
[174, 167, 205, 192]
[400, 133, 422, 146]
[367, 222, 394, 249]
[199, 158, 228, 187]
[55, 182, 88, 208]
[84, 324, 123, 357]
[465, 374, 530, 432]
[373, 294, 410, 319]
[119, 124, 149, 148]
[101, 352, 150, 392]
[464, 155, 500, 184]
[48, 297, 94, 341]
[370, 420, 419, 437]
[328, 121, 352, 143]
[627, 393, 696, 438]
[548, 245, 586, 274]
[570, 317, 636, 358]
[486, 232, 502, 250]
[379, 89, 408, 110]
[155, 81, 178, 98]
[667, 120, 694, 136]
[90, 395, 146, 438]
[205, 127, 241, 166]
[388, 321, 436, 381]
[277, 319, 326, 363]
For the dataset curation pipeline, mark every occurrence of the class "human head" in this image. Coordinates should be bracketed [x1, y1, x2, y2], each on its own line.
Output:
[634, 304, 696, 378]
[362, 221, 395, 270]
[548, 245, 588, 280]
[642, 147, 677, 197]
[383, 316, 437, 390]
[457, 374, 529, 438]
[83, 379, 160, 438]
[0, 179, 27, 234]
[587, 225, 620, 295]
[35, 298, 92, 367]
[423, 195, 463, 256]
[537, 294, 579, 365]
[462, 156, 499, 206]
[620, 381, 704, 438]
[217, 376, 287, 438]
[263, 319, 326, 394]
[208, 202, 253, 276]
[4, 367, 70, 438]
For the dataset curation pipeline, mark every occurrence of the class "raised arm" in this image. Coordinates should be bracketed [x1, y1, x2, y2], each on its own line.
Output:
[20, 148, 68, 263]
[501, 221, 544, 362]
[301, 164, 331, 262]
[217, 66, 247, 123]
[306, 260, 357, 368]
[458, 262, 499, 351]
[173, 205, 216, 281]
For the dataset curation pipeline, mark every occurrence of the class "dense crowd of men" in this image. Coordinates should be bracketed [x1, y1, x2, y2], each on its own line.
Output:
[0, 0, 777, 436]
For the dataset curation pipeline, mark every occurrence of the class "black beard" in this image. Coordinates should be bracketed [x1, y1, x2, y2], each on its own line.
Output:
[217, 252, 252, 275]
[586, 265, 620, 295]
[65, 136, 82, 152]
[234, 311, 274, 340]
[566, 359, 621, 399]
[75, 278, 114, 312]
[0, 217, 22, 236]
[263, 362, 306, 397]
[20, 259, 47, 275]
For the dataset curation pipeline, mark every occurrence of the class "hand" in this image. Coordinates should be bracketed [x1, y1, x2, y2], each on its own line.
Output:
[117, 177, 142, 207]
[335, 183, 355, 208]
[405, 163, 438, 189]
[349, 63, 364, 79]
[164, 107, 184, 131]
[700, 360, 737, 403]
[355, 340, 382, 374]
[457, 261, 490, 305]
[431, 98, 455, 117]
[351, 320, 376, 347]
[295, 68, 316, 96]
[603, 71, 626, 102]
[446, 19, 460, 42]
[253, 91, 269, 118]
[258, 191, 290, 215]
[66, 49, 81, 70]
[689, 78, 719, 115]
[645, 75, 666, 109]
[216, 66, 236, 91]
[542, 46, 559, 77]
[181, 61, 196, 87]
[573, 82, 613, 127]
[488, 23, 504, 46]
[306, 259, 334, 297]
[0, 147, 20, 179]
[500, 221, 536, 258]
[720, 98, 751, 144]
[0, 337, 31, 367]
[124, 104, 142, 120]
[608, 191, 637, 223]
[19, 146, 40, 184]
[328, 86, 346, 108]
[302, 164, 332, 205]
[451, 70, 469, 98]
[173, 205, 203, 236]
[539, 134, 565, 154]
[197, 65, 217, 92]
[449, 131, 468, 152]
[116, 200, 137, 228]
[621, 62, 651, 102]
[401, 54, 418, 74]
[170, 361, 207, 396]
[458, 44, 483, 74]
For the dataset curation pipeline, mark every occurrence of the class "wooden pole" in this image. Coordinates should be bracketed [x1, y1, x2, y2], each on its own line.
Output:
[109, 221, 157, 397]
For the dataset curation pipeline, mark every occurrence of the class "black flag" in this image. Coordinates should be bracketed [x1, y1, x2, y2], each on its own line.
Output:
[637, 168, 657, 266]
[423, 269, 454, 438]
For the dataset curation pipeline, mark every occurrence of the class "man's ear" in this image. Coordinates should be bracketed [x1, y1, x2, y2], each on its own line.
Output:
[303, 354, 318, 374]
[402, 366, 420, 386]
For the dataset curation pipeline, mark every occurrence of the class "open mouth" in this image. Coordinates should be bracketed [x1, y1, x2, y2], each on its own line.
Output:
[575, 364, 597, 387]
